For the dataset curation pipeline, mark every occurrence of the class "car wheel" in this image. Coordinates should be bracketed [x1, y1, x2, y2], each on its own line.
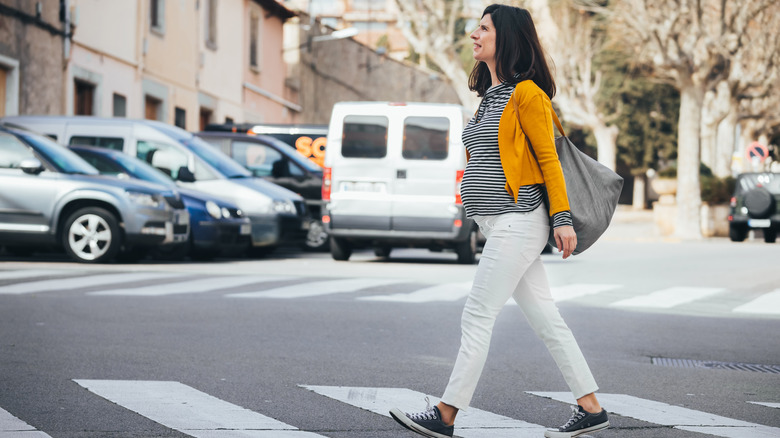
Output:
[374, 246, 392, 258]
[455, 230, 477, 264]
[330, 237, 352, 261]
[729, 224, 747, 242]
[304, 219, 330, 251]
[62, 207, 122, 263]
[764, 229, 777, 243]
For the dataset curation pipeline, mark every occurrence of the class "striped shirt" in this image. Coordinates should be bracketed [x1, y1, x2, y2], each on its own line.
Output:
[461, 80, 572, 228]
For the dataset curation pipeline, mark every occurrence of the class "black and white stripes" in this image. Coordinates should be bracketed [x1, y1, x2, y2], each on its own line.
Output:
[461, 81, 572, 228]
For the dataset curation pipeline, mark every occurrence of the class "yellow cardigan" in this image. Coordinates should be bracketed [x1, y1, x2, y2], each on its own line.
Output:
[466, 80, 571, 217]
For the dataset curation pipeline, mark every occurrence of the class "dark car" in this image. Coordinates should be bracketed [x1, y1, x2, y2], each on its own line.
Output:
[204, 123, 328, 167]
[70, 145, 252, 260]
[0, 126, 189, 263]
[728, 172, 779, 243]
[196, 131, 328, 251]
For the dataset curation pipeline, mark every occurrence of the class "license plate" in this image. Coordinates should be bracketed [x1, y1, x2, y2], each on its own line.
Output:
[748, 219, 771, 228]
[239, 224, 252, 235]
[341, 181, 386, 193]
[176, 212, 189, 225]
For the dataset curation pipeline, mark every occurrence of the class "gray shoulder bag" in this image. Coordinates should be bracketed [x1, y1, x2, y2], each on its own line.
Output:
[518, 100, 624, 255]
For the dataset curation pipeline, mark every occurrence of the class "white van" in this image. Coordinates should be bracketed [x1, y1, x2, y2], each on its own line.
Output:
[322, 101, 481, 263]
[1, 116, 308, 253]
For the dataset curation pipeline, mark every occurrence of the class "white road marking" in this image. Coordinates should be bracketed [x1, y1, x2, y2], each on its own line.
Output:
[226, 278, 404, 299]
[550, 284, 622, 302]
[358, 282, 472, 303]
[748, 401, 780, 409]
[0, 269, 77, 281]
[0, 272, 184, 295]
[0, 407, 52, 437]
[528, 391, 780, 438]
[303, 385, 546, 437]
[733, 289, 780, 315]
[90, 276, 288, 296]
[610, 287, 725, 309]
[74, 380, 325, 437]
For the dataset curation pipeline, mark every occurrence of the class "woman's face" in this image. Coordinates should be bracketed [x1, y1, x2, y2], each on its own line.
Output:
[471, 13, 496, 64]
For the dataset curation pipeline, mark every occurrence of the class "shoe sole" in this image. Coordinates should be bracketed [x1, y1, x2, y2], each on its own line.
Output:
[543, 420, 610, 438]
[389, 408, 452, 438]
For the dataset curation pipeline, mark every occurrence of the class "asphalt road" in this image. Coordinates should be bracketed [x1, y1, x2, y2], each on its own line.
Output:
[0, 238, 778, 438]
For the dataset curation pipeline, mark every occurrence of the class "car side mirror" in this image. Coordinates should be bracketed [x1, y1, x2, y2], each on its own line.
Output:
[19, 158, 44, 175]
[177, 166, 196, 183]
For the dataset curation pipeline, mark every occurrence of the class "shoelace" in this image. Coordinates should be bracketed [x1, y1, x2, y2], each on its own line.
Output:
[407, 397, 438, 421]
[561, 406, 586, 429]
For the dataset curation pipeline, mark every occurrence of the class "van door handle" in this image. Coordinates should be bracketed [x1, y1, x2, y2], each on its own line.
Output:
[397, 170, 407, 179]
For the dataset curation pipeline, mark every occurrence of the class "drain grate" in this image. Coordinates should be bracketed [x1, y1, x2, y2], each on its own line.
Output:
[652, 357, 780, 374]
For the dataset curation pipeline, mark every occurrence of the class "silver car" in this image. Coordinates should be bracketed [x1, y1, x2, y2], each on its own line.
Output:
[0, 126, 189, 263]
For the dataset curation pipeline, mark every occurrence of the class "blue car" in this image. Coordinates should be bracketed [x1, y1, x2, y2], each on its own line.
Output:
[70, 145, 251, 260]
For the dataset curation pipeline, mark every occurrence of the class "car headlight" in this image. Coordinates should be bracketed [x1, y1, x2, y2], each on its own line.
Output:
[127, 191, 163, 208]
[272, 200, 296, 214]
[206, 201, 222, 219]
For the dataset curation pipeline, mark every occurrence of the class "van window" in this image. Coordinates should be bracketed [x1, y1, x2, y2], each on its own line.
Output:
[0, 132, 34, 168]
[341, 115, 388, 158]
[69, 136, 124, 151]
[402, 117, 449, 160]
[137, 140, 190, 179]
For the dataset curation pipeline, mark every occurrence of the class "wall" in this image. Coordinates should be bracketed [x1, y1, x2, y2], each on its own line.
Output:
[0, 0, 65, 115]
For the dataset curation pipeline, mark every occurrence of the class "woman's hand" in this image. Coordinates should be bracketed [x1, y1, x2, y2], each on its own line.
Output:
[553, 225, 577, 259]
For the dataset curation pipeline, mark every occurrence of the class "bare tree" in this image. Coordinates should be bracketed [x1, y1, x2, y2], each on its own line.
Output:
[394, 0, 481, 111]
[601, 0, 777, 239]
[528, 0, 619, 171]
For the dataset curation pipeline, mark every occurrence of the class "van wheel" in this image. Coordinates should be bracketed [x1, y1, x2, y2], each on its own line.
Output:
[330, 237, 352, 261]
[455, 230, 477, 264]
[62, 207, 122, 263]
[764, 229, 777, 243]
[374, 246, 392, 258]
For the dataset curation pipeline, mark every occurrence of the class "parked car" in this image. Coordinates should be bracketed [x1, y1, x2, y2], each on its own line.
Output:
[196, 131, 328, 251]
[204, 123, 328, 167]
[69, 145, 252, 260]
[322, 101, 482, 263]
[728, 172, 779, 243]
[0, 116, 308, 255]
[0, 126, 189, 263]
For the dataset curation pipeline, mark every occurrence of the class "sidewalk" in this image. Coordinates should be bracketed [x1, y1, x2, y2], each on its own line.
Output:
[602, 205, 669, 242]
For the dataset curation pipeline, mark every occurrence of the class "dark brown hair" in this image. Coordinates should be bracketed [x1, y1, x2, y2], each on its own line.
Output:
[468, 4, 556, 98]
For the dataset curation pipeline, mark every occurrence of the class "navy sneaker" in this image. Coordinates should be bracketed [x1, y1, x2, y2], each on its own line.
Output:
[389, 397, 454, 438]
[544, 405, 610, 437]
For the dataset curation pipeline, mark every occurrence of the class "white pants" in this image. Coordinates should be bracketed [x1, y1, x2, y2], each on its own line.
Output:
[441, 206, 599, 410]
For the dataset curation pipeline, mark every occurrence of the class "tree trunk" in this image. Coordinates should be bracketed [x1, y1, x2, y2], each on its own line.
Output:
[714, 110, 737, 178]
[675, 85, 703, 239]
[593, 123, 618, 171]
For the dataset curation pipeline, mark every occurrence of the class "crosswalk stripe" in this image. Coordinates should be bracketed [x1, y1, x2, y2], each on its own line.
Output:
[528, 391, 780, 438]
[89, 276, 289, 296]
[226, 278, 405, 299]
[302, 385, 547, 437]
[358, 282, 471, 303]
[74, 380, 325, 437]
[0, 272, 184, 295]
[0, 407, 52, 437]
[748, 401, 780, 409]
[610, 287, 725, 309]
[551, 284, 622, 302]
[733, 289, 780, 315]
[0, 269, 78, 281]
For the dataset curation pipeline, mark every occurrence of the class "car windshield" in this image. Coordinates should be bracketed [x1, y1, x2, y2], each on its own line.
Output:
[261, 136, 323, 172]
[89, 149, 177, 188]
[181, 136, 253, 178]
[17, 130, 99, 175]
[150, 122, 252, 179]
